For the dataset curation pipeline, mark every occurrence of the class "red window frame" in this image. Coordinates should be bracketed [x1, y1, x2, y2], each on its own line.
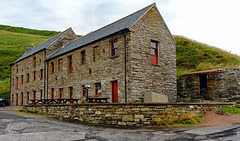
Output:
[111, 41, 118, 56]
[21, 75, 23, 84]
[21, 93, 23, 106]
[68, 56, 72, 73]
[151, 41, 158, 65]
[81, 50, 86, 64]
[59, 88, 63, 99]
[33, 57, 36, 67]
[69, 87, 73, 99]
[95, 83, 101, 95]
[27, 73, 29, 82]
[51, 62, 54, 73]
[33, 71, 36, 81]
[51, 88, 54, 103]
[16, 94, 18, 106]
[40, 69, 43, 80]
[33, 91, 36, 104]
[83, 87, 86, 96]
[16, 77, 18, 89]
[27, 92, 29, 103]
[40, 90, 42, 100]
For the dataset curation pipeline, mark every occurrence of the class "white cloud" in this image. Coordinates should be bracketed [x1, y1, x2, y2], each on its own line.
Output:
[0, 0, 239, 55]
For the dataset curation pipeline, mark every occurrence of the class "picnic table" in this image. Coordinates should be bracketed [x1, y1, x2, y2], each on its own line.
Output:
[31, 99, 80, 104]
[88, 97, 109, 103]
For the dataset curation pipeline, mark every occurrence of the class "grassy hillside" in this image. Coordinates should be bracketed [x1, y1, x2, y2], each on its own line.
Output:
[175, 35, 240, 77]
[1, 25, 240, 100]
[0, 25, 58, 99]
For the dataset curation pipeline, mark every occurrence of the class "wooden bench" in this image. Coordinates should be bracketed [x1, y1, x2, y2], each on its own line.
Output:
[88, 97, 109, 103]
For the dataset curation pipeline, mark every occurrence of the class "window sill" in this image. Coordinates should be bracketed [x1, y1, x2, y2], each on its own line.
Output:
[151, 64, 161, 67]
[110, 55, 119, 59]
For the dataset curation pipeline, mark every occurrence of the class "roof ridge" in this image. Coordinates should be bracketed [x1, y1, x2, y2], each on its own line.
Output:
[83, 3, 156, 37]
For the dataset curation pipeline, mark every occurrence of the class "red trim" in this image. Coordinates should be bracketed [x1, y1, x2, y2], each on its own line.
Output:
[40, 90, 42, 100]
[111, 41, 118, 56]
[16, 77, 18, 89]
[16, 94, 18, 106]
[69, 87, 73, 103]
[151, 41, 158, 65]
[68, 56, 72, 73]
[112, 81, 118, 103]
[33, 91, 36, 104]
[51, 88, 54, 103]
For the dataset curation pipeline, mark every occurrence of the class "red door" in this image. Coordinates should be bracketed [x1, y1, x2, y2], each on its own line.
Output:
[33, 91, 36, 103]
[21, 93, 23, 106]
[51, 88, 54, 103]
[16, 94, 18, 106]
[112, 81, 118, 103]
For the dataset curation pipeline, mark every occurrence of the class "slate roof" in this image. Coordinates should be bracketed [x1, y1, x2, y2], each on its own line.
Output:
[13, 28, 71, 63]
[46, 3, 155, 61]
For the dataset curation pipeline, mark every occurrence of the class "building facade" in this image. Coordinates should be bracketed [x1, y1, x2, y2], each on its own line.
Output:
[10, 3, 176, 106]
[178, 68, 240, 102]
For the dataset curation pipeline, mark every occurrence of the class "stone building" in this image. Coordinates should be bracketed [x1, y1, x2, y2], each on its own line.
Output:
[178, 68, 240, 102]
[10, 3, 176, 106]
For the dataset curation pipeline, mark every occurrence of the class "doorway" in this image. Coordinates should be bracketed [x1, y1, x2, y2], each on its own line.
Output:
[199, 74, 208, 95]
[112, 81, 118, 103]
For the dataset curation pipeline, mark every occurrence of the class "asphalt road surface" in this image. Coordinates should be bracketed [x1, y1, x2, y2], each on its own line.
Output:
[1, 106, 240, 141]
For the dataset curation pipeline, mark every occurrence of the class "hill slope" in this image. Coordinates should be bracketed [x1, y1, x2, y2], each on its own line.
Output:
[175, 35, 240, 77]
[1, 25, 240, 99]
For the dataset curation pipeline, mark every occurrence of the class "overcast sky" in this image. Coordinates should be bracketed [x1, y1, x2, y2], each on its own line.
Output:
[1, 0, 240, 55]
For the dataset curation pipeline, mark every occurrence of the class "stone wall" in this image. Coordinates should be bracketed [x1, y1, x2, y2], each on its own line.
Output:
[178, 68, 240, 102]
[22, 102, 234, 126]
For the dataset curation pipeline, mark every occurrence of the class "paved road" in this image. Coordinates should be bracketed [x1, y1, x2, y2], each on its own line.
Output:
[1, 107, 240, 141]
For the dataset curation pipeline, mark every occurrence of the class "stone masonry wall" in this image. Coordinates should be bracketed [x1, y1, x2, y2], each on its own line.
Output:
[11, 28, 77, 106]
[129, 5, 177, 102]
[22, 103, 234, 126]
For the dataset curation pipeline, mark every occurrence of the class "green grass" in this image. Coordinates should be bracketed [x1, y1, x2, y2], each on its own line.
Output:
[0, 24, 60, 37]
[175, 36, 240, 78]
[0, 29, 52, 99]
[218, 105, 240, 114]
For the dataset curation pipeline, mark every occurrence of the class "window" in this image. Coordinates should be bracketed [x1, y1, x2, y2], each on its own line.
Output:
[21, 93, 23, 106]
[16, 65, 18, 73]
[27, 73, 29, 82]
[40, 69, 43, 80]
[93, 46, 98, 62]
[81, 50, 86, 64]
[111, 41, 118, 56]
[33, 71, 36, 81]
[33, 57, 36, 67]
[151, 41, 158, 65]
[12, 78, 14, 86]
[27, 92, 29, 103]
[51, 88, 54, 103]
[83, 87, 86, 96]
[68, 56, 72, 73]
[16, 77, 18, 89]
[69, 87, 73, 99]
[59, 88, 63, 99]
[58, 59, 62, 71]
[39, 90, 42, 100]
[21, 75, 23, 84]
[95, 83, 101, 95]
[51, 62, 54, 73]
[33, 91, 36, 104]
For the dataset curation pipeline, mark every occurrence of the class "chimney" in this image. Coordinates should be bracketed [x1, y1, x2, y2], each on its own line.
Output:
[25, 46, 34, 53]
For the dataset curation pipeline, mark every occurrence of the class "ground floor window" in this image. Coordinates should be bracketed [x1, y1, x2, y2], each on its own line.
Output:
[95, 83, 101, 95]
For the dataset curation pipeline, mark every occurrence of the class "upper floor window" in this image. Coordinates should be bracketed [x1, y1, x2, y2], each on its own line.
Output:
[33, 71, 36, 81]
[111, 41, 118, 56]
[95, 83, 101, 96]
[16, 65, 18, 73]
[33, 57, 36, 67]
[58, 59, 62, 72]
[51, 62, 54, 73]
[68, 56, 72, 73]
[151, 41, 158, 65]
[21, 75, 23, 84]
[16, 77, 18, 89]
[81, 50, 86, 64]
[27, 73, 29, 82]
[40, 69, 43, 80]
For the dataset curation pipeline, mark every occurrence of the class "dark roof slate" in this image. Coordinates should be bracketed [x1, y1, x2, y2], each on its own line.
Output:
[14, 28, 70, 63]
[46, 3, 155, 61]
